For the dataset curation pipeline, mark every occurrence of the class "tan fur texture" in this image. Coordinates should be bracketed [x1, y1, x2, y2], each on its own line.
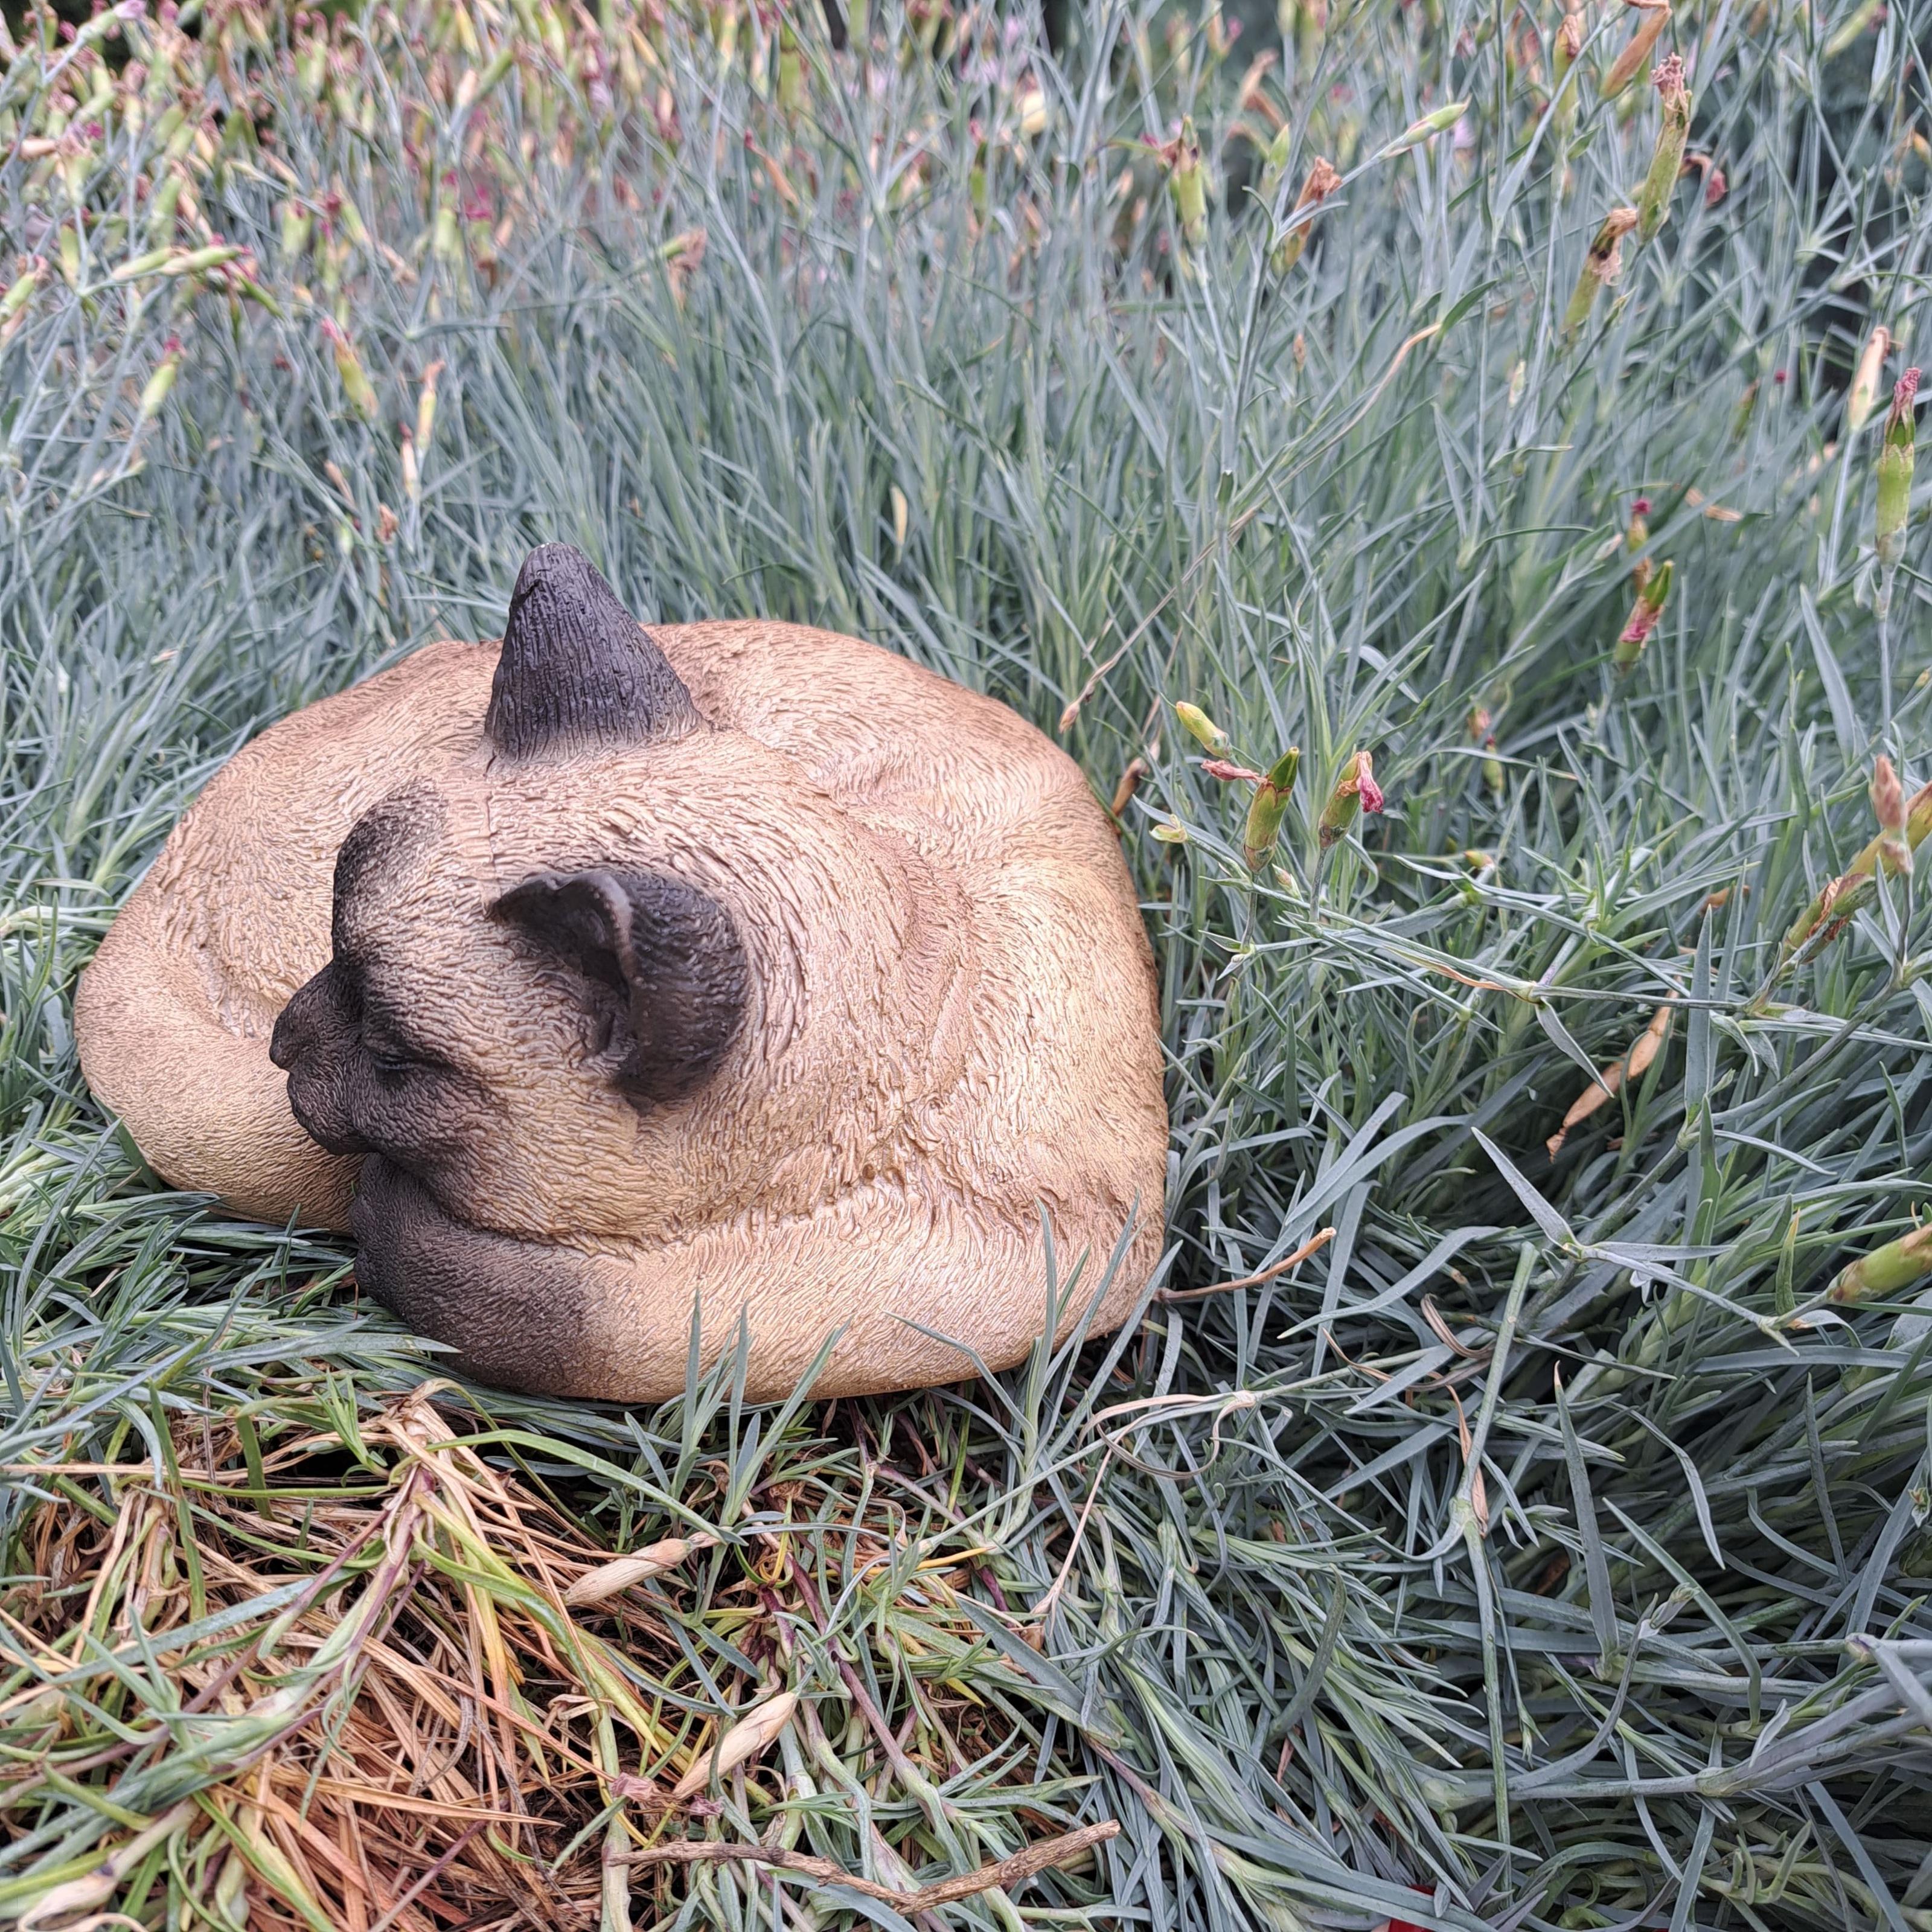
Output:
[76, 592, 1166, 1402]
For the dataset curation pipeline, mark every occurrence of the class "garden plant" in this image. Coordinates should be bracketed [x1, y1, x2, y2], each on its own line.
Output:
[1, 0, 1931, 1924]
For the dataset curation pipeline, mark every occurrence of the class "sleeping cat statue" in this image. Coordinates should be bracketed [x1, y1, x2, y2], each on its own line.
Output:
[74, 543, 1167, 1401]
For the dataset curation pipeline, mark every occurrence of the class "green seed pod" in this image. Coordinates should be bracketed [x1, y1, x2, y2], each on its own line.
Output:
[1243, 748, 1301, 868]
[1780, 868, 1871, 961]
[1633, 57, 1691, 245]
[1563, 206, 1638, 343]
[1876, 367, 1920, 570]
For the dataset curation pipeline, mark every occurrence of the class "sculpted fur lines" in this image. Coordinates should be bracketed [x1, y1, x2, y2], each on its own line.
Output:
[75, 543, 1167, 1401]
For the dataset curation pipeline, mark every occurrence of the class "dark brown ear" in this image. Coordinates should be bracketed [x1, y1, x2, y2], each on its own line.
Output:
[484, 543, 702, 760]
[490, 868, 747, 1111]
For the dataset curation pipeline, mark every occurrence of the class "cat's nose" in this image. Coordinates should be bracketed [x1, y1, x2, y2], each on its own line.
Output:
[272, 964, 373, 1156]
[269, 972, 327, 1070]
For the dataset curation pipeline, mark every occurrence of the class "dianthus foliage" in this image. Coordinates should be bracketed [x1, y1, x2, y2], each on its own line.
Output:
[2, 0, 1932, 1925]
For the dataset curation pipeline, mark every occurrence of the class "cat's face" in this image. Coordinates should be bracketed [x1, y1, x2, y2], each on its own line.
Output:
[269, 547, 756, 1249]
[269, 776, 750, 1230]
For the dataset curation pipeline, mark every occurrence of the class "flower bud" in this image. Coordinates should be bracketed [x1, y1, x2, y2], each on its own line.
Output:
[160, 242, 244, 279]
[1828, 1220, 1932, 1306]
[1779, 770, 1932, 970]
[1873, 754, 1907, 834]
[1550, 13, 1585, 145]
[109, 246, 174, 284]
[1873, 753, 1912, 875]
[137, 334, 182, 421]
[1258, 123, 1292, 203]
[416, 359, 444, 452]
[1243, 747, 1300, 867]
[1626, 496, 1652, 593]
[1613, 558, 1672, 674]
[1482, 735, 1505, 799]
[1174, 701, 1230, 755]
[1634, 56, 1690, 245]
[1601, 0, 1671, 99]
[321, 318, 378, 420]
[1317, 749, 1381, 849]
[1876, 366, 1919, 571]
[1846, 325, 1891, 435]
[0, 257, 45, 345]
[1376, 99, 1468, 161]
[278, 197, 312, 261]
[432, 189, 461, 264]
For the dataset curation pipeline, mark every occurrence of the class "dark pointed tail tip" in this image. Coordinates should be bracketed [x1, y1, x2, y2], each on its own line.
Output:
[487, 540, 700, 759]
[508, 540, 604, 615]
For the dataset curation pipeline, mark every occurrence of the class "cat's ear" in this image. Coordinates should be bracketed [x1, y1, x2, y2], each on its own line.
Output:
[490, 868, 747, 1110]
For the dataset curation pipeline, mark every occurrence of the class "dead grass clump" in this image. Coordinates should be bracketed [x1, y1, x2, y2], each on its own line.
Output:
[1, 1386, 692, 1927]
[0, 1384, 1112, 1930]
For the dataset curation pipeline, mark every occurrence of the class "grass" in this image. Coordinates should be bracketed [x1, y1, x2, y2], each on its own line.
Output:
[3, 0, 1932, 1924]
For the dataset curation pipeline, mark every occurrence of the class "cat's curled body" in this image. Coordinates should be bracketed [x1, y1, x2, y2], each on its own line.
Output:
[75, 545, 1166, 1401]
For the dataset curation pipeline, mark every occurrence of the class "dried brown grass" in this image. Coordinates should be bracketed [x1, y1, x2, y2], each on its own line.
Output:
[0, 1385, 1093, 1930]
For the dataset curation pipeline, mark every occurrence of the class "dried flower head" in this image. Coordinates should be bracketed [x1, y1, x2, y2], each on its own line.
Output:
[1317, 749, 1383, 847]
[1619, 603, 1661, 647]
[1889, 364, 1922, 430]
[1272, 157, 1340, 274]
